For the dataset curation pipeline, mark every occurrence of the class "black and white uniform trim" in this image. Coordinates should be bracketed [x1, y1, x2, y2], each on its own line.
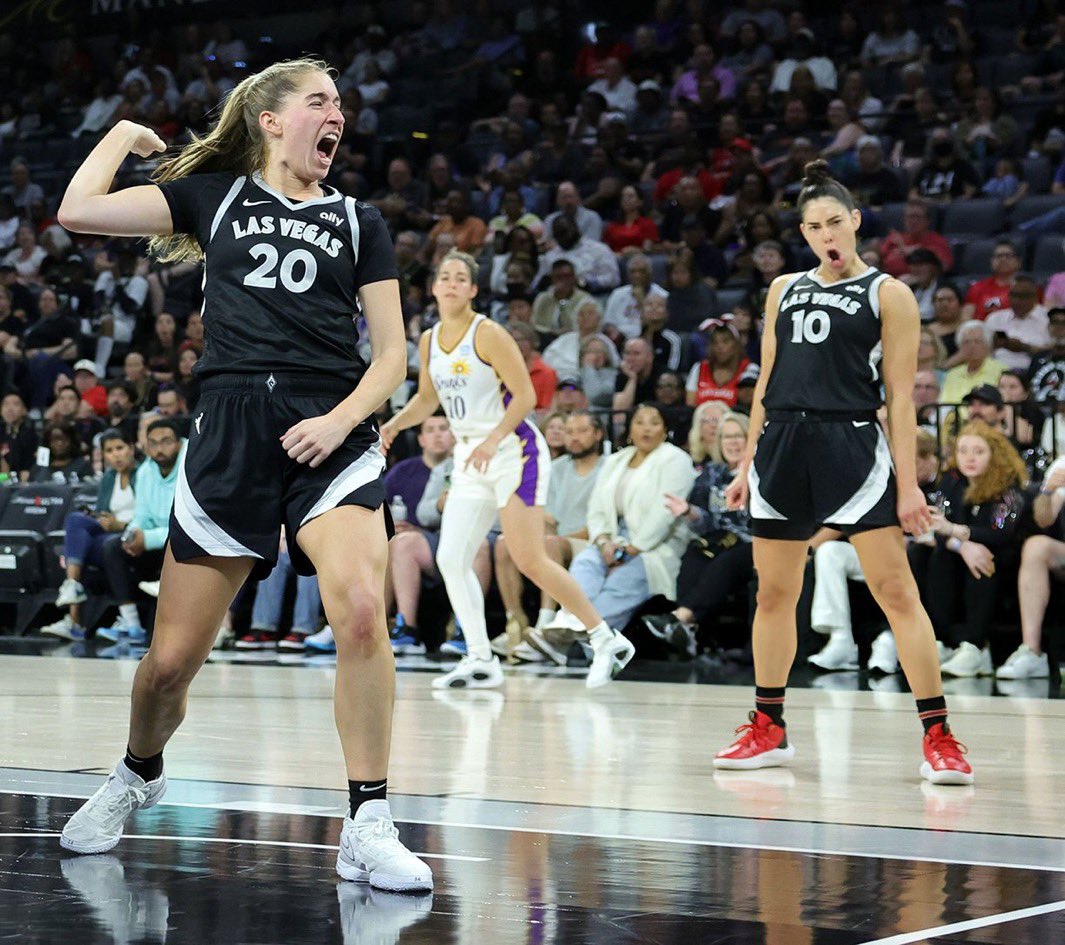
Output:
[158, 171, 398, 575]
[749, 267, 899, 541]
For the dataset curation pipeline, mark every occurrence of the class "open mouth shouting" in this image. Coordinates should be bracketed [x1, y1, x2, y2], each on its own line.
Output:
[826, 247, 844, 269]
[315, 131, 340, 167]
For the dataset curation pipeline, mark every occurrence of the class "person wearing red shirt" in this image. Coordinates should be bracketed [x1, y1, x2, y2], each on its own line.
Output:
[685, 319, 757, 409]
[879, 200, 953, 278]
[963, 239, 1022, 321]
[508, 322, 558, 413]
[72, 359, 108, 417]
[603, 184, 660, 254]
[654, 141, 721, 205]
[573, 24, 631, 82]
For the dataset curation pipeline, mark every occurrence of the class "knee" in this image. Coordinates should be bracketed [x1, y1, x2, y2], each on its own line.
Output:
[868, 572, 921, 615]
[332, 587, 384, 649]
[141, 650, 198, 695]
[755, 580, 799, 613]
[1022, 535, 1053, 564]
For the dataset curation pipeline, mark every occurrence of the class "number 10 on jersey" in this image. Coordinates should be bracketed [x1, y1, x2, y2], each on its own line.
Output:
[790, 309, 831, 344]
[443, 394, 466, 420]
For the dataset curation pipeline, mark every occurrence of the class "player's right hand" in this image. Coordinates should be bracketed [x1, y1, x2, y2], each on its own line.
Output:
[118, 120, 167, 158]
[724, 468, 749, 511]
[378, 421, 398, 454]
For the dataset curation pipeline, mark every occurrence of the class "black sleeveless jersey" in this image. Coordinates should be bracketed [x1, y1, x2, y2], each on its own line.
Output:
[762, 267, 891, 413]
[158, 171, 397, 384]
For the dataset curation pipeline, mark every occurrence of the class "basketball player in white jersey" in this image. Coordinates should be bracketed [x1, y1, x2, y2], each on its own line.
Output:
[380, 251, 635, 689]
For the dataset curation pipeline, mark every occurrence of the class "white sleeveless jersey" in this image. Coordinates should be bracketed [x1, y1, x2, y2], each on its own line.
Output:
[428, 314, 510, 439]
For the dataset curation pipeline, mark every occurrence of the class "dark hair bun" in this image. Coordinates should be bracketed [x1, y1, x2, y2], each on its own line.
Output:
[802, 159, 834, 187]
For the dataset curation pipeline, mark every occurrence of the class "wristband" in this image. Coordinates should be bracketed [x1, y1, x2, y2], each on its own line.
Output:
[947, 536, 963, 553]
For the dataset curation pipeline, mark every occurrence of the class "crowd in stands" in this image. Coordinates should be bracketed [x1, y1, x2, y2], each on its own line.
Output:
[0, 1, 1063, 682]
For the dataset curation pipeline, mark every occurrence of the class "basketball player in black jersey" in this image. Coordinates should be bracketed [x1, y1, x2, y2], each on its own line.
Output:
[715, 161, 973, 785]
[55, 59, 433, 891]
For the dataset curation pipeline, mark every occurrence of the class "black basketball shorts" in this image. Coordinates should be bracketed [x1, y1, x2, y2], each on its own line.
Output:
[169, 373, 389, 577]
[748, 410, 899, 541]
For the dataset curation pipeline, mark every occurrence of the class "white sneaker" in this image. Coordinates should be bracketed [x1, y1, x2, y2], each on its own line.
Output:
[543, 608, 585, 633]
[586, 626, 635, 689]
[336, 800, 433, 892]
[432, 654, 504, 689]
[940, 641, 993, 678]
[60, 760, 167, 854]
[304, 625, 337, 654]
[510, 641, 546, 663]
[137, 580, 161, 598]
[40, 614, 86, 641]
[55, 578, 87, 607]
[867, 630, 899, 675]
[807, 635, 859, 671]
[995, 644, 1050, 680]
[936, 640, 956, 664]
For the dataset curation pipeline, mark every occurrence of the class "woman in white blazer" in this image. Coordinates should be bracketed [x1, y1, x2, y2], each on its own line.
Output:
[568, 403, 697, 630]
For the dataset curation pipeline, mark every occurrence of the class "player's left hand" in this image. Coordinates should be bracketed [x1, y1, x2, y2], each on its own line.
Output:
[898, 484, 933, 537]
[465, 435, 500, 474]
[281, 413, 351, 468]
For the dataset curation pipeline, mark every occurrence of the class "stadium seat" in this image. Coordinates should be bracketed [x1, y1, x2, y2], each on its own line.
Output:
[0, 485, 75, 593]
[958, 238, 999, 276]
[877, 202, 906, 234]
[1022, 157, 1053, 195]
[995, 55, 1040, 88]
[1011, 194, 1065, 227]
[942, 199, 1006, 236]
[1032, 235, 1065, 277]
[716, 286, 749, 313]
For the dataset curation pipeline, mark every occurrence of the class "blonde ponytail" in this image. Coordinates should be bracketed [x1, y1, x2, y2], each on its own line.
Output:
[149, 57, 334, 263]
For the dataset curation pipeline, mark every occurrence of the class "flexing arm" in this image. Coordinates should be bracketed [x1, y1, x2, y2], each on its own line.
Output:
[879, 277, 932, 536]
[380, 330, 440, 448]
[57, 121, 171, 236]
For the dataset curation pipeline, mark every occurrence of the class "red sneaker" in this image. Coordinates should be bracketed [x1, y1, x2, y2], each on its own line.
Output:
[920, 722, 974, 785]
[714, 710, 796, 770]
[277, 633, 307, 652]
[234, 631, 276, 650]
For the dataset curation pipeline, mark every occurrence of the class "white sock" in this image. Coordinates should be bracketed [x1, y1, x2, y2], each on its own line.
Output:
[587, 622, 613, 646]
[119, 604, 139, 627]
[536, 608, 556, 628]
[828, 628, 852, 644]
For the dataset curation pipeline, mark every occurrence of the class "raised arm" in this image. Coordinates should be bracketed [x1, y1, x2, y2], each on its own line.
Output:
[57, 120, 172, 236]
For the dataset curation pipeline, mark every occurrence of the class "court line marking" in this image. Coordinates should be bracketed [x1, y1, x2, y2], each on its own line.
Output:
[4, 788, 1064, 876]
[857, 899, 1065, 944]
[0, 832, 485, 862]
[395, 816, 1065, 875]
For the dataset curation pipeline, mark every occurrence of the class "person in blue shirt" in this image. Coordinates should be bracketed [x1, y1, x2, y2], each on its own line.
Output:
[95, 418, 184, 644]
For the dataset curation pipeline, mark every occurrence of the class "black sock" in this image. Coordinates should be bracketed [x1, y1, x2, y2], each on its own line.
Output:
[123, 746, 163, 782]
[916, 696, 949, 734]
[755, 686, 786, 726]
[349, 778, 388, 817]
